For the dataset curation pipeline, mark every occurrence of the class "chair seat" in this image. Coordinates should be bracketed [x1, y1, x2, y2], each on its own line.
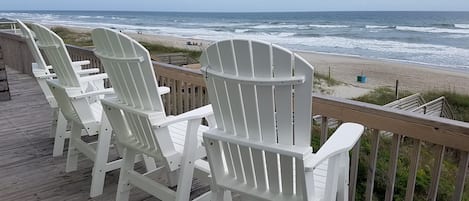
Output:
[168, 120, 208, 158]
[217, 155, 328, 200]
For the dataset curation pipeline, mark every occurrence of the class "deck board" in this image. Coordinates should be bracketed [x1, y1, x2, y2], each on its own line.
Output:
[0, 68, 210, 201]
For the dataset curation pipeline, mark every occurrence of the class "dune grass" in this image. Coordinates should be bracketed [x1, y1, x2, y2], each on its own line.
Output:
[138, 41, 201, 60]
[51, 27, 94, 47]
[50, 27, 202, 60]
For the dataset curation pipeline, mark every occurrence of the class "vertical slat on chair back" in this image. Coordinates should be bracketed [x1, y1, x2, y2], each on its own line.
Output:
[201, 39, 314, 200]
[91, 28, 164, 112]
[29, 23, 80, 87]
[16, 20, 48, 70]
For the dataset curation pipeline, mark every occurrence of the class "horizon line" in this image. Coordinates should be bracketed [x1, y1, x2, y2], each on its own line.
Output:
[1, 9, 469, 13]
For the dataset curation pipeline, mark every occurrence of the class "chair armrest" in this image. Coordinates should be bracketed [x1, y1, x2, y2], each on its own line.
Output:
[153, 104, 213, 128]
[305, 123, 364, 172]
[35, 73, 57, 79]
[79, 73, 108, 83]
[158, 86, 170, 95]
[72, 60, 90, 66]
[77, 68, 100, 75]
[70, 88, 114, 99]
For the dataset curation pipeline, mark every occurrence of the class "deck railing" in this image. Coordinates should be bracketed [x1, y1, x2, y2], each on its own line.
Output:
[1, 31, 468, 201]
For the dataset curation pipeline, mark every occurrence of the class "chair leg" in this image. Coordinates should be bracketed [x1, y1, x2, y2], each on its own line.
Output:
[337, 153, 349, 201]
[89, 116, 113, 197]
[65, 122, 81, 172]
[142, 154, 157, 172]
[175, 119, 201, 201]
[49, 108, 59, 138]
[52, 111, 67, 157]
[167, 169, 179, 187]
[116, 148, 136, 201]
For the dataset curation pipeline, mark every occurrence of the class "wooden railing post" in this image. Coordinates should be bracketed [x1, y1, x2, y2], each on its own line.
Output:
[365, 129, 380, 201]
[453, 151, 469, 201]
[385, 134, 402, 201]
[405, 139, 422, 201]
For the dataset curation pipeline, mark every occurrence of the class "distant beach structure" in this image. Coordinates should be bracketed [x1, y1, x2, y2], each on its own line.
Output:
[3, 11, 469, 70]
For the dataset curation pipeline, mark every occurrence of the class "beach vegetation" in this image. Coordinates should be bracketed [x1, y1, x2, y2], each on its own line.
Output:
[138, 41, 201, 61]
[353, 87, 412, 106]
[50, 27, 202, 61]
[314, 72, 341, 86]
[51, 27, 93, 47]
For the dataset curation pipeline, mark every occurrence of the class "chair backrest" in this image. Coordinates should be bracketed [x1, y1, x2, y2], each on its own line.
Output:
[28, 23, 98, 127]
[17, 20, 58, 107]
[16, 20, 48, 71]
[29, 23, 80, 87]
[200, 39, 314, 200]
[92, 28, 175, 169]
[91, 28, 164, 112]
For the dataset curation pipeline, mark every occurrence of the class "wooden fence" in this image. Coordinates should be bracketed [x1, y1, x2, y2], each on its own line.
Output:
[1, 30, 468, 201]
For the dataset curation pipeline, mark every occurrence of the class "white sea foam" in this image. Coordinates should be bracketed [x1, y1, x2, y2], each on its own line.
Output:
[308, 24, 349, 28]
[455, 24, 469, 29]
[396, 26, 469, 34]
[234, 29, 249, 33]
[277, 32, 295, 37]
[77, 15, 104, 19]
[251, 24, 300, 29]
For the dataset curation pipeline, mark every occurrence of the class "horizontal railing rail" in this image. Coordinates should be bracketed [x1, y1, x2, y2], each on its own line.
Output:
[0, 31, 467, 201]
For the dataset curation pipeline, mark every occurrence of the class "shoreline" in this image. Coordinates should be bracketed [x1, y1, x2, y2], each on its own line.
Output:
[48, 24, 469, 96]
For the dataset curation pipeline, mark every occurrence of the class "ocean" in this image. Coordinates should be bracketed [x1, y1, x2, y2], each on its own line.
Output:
[1, 11, 469, 70]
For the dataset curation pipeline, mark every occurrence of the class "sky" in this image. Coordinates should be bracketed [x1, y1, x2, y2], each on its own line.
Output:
[1, 0, 469, 12]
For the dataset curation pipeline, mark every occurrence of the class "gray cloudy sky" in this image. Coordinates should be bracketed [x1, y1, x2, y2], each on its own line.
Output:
[1, 0, 469, 12]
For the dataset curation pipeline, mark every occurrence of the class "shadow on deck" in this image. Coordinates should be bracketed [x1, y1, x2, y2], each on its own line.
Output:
[0, 68, 207, 201]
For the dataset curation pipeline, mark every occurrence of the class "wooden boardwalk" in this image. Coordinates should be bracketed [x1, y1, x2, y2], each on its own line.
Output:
[0, 68, 209, 201]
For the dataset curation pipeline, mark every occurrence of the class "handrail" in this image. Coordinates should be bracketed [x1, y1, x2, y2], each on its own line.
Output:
[312, 94, 469, 152]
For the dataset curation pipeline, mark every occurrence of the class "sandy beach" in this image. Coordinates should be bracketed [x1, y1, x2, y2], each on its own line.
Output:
[63, 25, 469, 96]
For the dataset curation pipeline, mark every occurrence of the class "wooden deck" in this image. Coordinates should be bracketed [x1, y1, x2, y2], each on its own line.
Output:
[0, 68, 208, 201]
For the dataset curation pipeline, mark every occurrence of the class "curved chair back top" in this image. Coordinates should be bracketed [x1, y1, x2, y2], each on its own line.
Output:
[29, 23, 80, 87]
[201, 39, 314, 146]
[91, 28, 164, 112]
[16, 20, 48, 70]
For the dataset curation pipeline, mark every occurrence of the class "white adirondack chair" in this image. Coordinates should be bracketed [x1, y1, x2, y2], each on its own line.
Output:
[92, 28, 214, 201]
[200, 39, 365, 201]
[17, 19, 100, 157]
[28, 23, 122, 197]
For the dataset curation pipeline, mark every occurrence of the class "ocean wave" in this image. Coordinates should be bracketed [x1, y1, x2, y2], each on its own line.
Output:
[76, 15, 104, 19]
[396, 26, 469, 34]
[455, 24, 469, 29]
[277, 32, 296, 37]
[234, 29, 249, 33]
[365, 25, 395, 29]
[432, 23, 456, 28]
[251, 24, 301, 29]
[308, 24, 349, 28]
[294, 33, 321, 37]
